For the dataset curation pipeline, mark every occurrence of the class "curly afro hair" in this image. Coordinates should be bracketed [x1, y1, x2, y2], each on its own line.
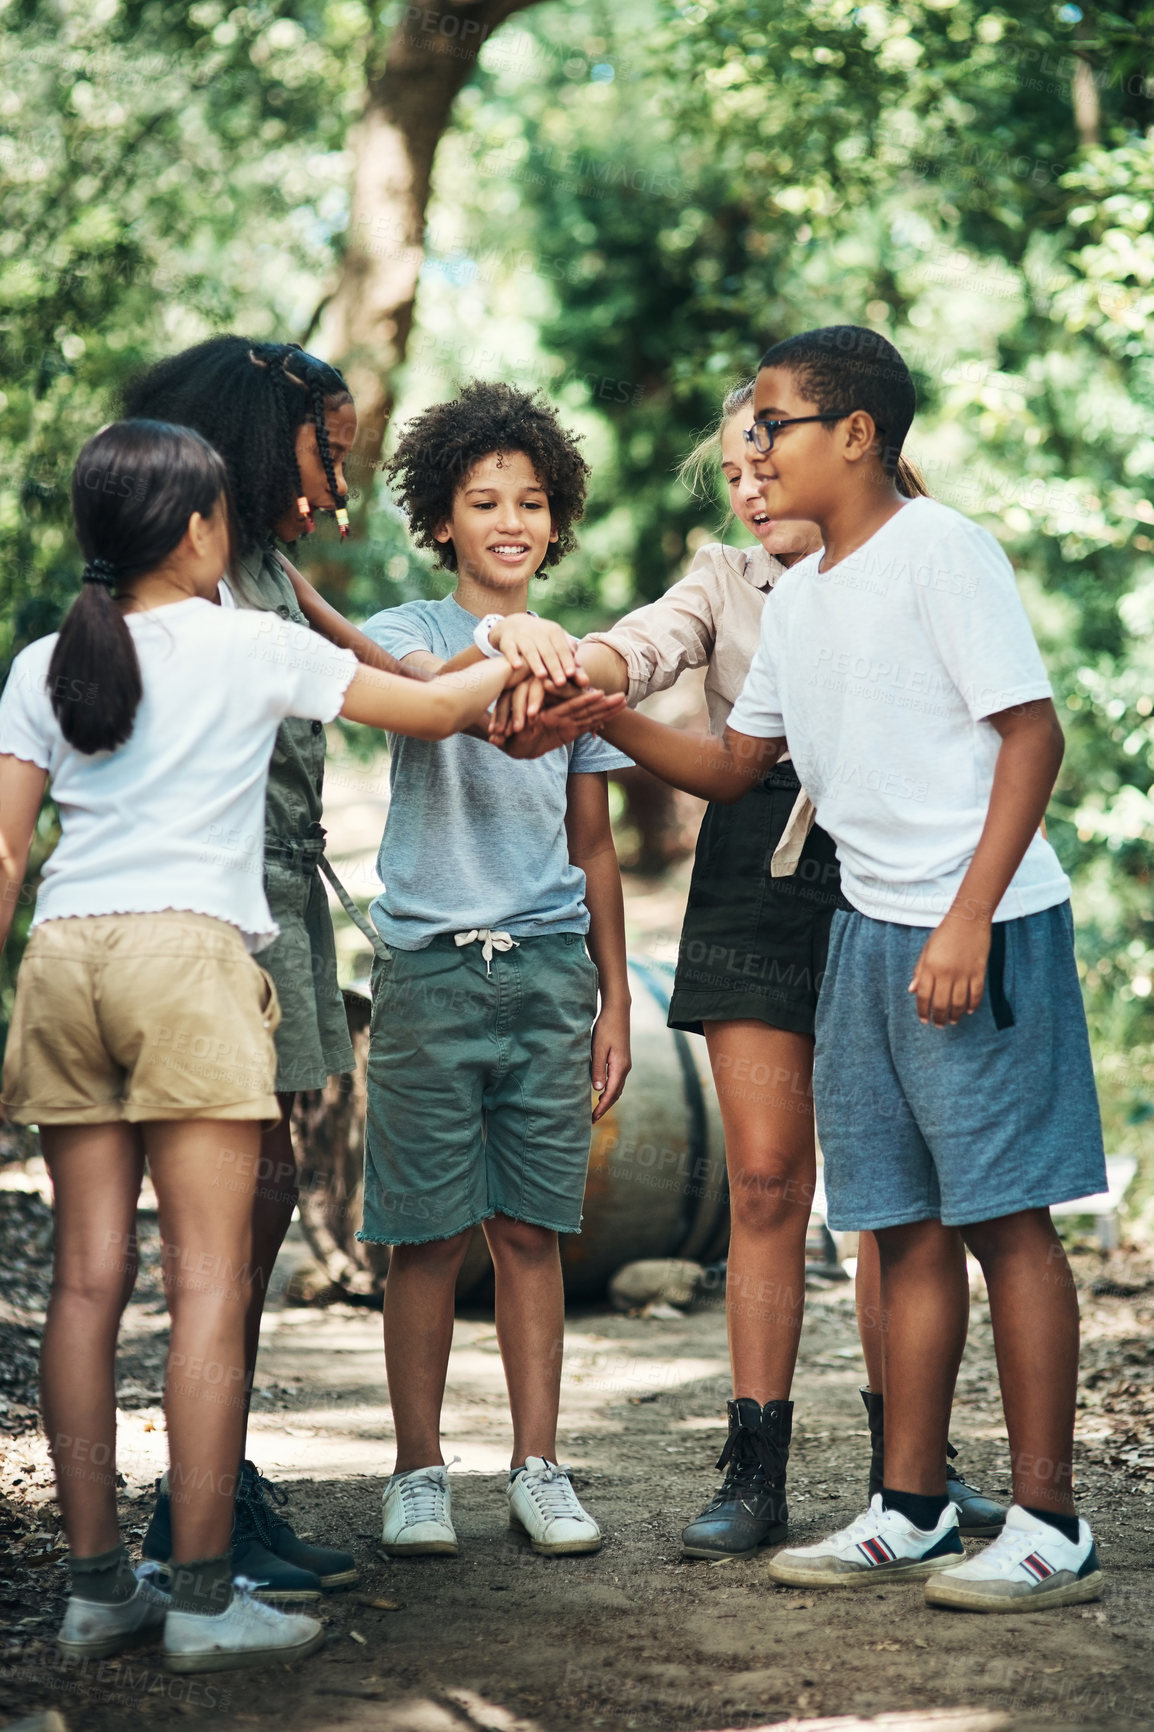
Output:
[385, 380, 589, 573]
[121, 335, 352, 556]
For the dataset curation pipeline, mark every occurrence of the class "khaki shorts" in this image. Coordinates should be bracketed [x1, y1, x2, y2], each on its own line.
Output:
[2, 913, 281, 1126]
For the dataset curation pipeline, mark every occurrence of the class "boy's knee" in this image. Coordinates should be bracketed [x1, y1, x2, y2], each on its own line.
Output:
[486, 1214, 558, 1261]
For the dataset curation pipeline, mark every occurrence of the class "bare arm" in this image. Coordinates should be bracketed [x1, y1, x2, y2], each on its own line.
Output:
[601, 706, 785, 802]
[910, 698, 1065, 1027]
[276, 553, 419, 677]
[0, 755, 48, 958]
[339, 658, 510, 742]
[566, 771, 631, 1121]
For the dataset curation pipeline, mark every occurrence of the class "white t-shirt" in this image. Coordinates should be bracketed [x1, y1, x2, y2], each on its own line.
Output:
[727, 496, 1071, 927]
[0, 598, 357, 950]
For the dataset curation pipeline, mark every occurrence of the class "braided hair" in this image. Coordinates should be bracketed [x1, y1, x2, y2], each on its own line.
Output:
[121, 336, 352, 556]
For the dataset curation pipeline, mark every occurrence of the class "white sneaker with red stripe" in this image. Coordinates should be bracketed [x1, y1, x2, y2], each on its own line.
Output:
[765, 1493, 963, 1588]
[925, 1504, 1102, 1612]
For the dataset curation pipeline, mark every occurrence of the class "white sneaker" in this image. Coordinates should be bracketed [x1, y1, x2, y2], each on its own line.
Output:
[164, 1577, 325, 1673]
[766, 1494, 964, 1588]
[380, 1464, 458, 1556]
[925, 1504, 1103, 1612]
[508, 1457, 602, 1556]
[56, 1562, 170, 1659]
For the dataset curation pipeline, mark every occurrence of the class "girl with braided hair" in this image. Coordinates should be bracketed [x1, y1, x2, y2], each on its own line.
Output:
[120, 336, 376, 1599]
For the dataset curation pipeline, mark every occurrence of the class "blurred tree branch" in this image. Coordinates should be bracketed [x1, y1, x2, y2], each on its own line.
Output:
[320, 0, 548, 542]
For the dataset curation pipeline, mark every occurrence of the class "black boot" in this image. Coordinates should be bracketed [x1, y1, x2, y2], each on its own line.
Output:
[860, 1386, 885, 1501]
[681, 1398, 792, 1559]
[235, 1461, 359, 1589]
[859, 1387, 1007, 1537]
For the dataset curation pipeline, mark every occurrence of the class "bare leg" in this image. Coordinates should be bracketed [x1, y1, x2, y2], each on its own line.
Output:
[963, 1209, 1079, 1515]
[704, 1021, 816, 1403]
[147, 1119, 262, 1562]
[40, 1124, 145, 1558]
[238, 1093, 297, 1452]
[854, 1230, 885, 1393]
[874, 1218, 969, 1495]
[483, 1215, 564, 1466]
[383, 1230, 472, 1473]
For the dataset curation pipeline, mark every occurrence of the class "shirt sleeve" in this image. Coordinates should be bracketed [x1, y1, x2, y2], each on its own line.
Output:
[569, 732, 633, 774]
[0, 644, 56, 769]
[920, 518, 1053, 721]
[583, 544, 724, 706]
[727, 591, 786, 739]
[360, 604, 437, 663]
[239, 615, 358, 723]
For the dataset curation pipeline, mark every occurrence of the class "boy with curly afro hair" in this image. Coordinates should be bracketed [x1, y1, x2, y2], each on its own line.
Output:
[360, 380, 632, 1560]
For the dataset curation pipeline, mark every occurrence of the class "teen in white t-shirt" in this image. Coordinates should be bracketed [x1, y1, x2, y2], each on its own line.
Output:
[0, 420, 515, 1671]
[728, 492, 1071, 925]
[598, 326, 1106, 1613]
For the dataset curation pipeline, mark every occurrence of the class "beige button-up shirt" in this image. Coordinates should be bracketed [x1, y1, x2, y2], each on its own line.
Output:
[585, 541, 816, 875]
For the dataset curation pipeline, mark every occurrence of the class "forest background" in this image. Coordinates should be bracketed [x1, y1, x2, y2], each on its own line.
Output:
[2, 0, 1154, 1209]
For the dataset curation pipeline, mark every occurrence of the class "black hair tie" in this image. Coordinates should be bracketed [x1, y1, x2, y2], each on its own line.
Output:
[82, 558, 118, 587]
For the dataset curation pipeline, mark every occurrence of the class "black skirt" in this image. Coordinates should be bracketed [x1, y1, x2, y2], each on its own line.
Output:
[666, 763, 841, 1038]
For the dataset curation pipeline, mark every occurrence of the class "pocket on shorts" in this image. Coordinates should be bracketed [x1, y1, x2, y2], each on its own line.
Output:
[255, 965, 283, 1038]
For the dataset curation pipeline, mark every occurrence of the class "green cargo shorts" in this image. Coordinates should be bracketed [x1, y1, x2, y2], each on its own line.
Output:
[358, 932, 599, 1247]
[255, 857, 355, 1094]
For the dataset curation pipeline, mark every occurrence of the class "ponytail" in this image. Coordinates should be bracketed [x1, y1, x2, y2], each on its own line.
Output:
[48, 558, 143, 753]
[51, 420, 229, 755]
[895, 455, 930, 499]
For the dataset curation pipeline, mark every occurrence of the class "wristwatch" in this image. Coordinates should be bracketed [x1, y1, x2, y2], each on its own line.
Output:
[473, 614, 505, 658]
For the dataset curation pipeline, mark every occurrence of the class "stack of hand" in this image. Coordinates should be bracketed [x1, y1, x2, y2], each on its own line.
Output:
[482, 615, 624, 758]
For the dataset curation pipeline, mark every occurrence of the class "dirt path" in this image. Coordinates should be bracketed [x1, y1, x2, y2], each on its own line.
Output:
[3, 1204, 1154, 1732]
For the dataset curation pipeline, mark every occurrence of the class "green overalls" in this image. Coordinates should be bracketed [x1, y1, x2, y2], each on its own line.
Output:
[227, 545, 355, 1093]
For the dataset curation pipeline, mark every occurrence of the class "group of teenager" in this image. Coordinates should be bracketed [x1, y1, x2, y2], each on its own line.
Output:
[0, 321, 1107, 1678]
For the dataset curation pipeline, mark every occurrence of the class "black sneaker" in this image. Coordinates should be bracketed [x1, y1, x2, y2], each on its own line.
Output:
[681, 1398, 792, 1559]
[859, 1388, 1007, 1538]
[236, 1462, 359, 1590]
[141, 1473, 322, 1603]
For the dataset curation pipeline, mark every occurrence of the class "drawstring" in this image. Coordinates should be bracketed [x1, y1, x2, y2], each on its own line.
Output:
[316, 853, 392, 962]
[454, 928, 519, 977]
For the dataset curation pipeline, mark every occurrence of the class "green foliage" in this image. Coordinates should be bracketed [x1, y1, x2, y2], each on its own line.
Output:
[3, 0, 1154, 1176]
[416, 0, 1154, 1154]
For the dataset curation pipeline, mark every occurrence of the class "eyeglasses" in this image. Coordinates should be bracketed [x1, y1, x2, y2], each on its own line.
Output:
[744, 412, 884, 454]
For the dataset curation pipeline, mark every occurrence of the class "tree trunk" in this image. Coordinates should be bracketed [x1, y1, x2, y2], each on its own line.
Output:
[318, 0, 547, 571]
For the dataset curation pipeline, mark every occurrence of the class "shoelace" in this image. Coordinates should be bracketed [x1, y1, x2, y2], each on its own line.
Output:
[827, 1497, 901, 1549]
[454, 928, 519, 976]
[233, 1474, 280, 1551]
[965, 1524, 1062, 1578]
[229, 1576, 283, 1623]
[397, 1467, 453, 1526]
[239, 1462, 292, 1539]
[714, 1422, 786, 1489]
[520, 1462, 584, 1523]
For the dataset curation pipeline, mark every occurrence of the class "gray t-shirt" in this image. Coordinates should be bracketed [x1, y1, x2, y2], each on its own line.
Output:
[362, 596, 632, 950]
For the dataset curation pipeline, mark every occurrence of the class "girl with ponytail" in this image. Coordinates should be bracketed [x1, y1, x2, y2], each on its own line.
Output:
[0, 419, 521, 1671]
